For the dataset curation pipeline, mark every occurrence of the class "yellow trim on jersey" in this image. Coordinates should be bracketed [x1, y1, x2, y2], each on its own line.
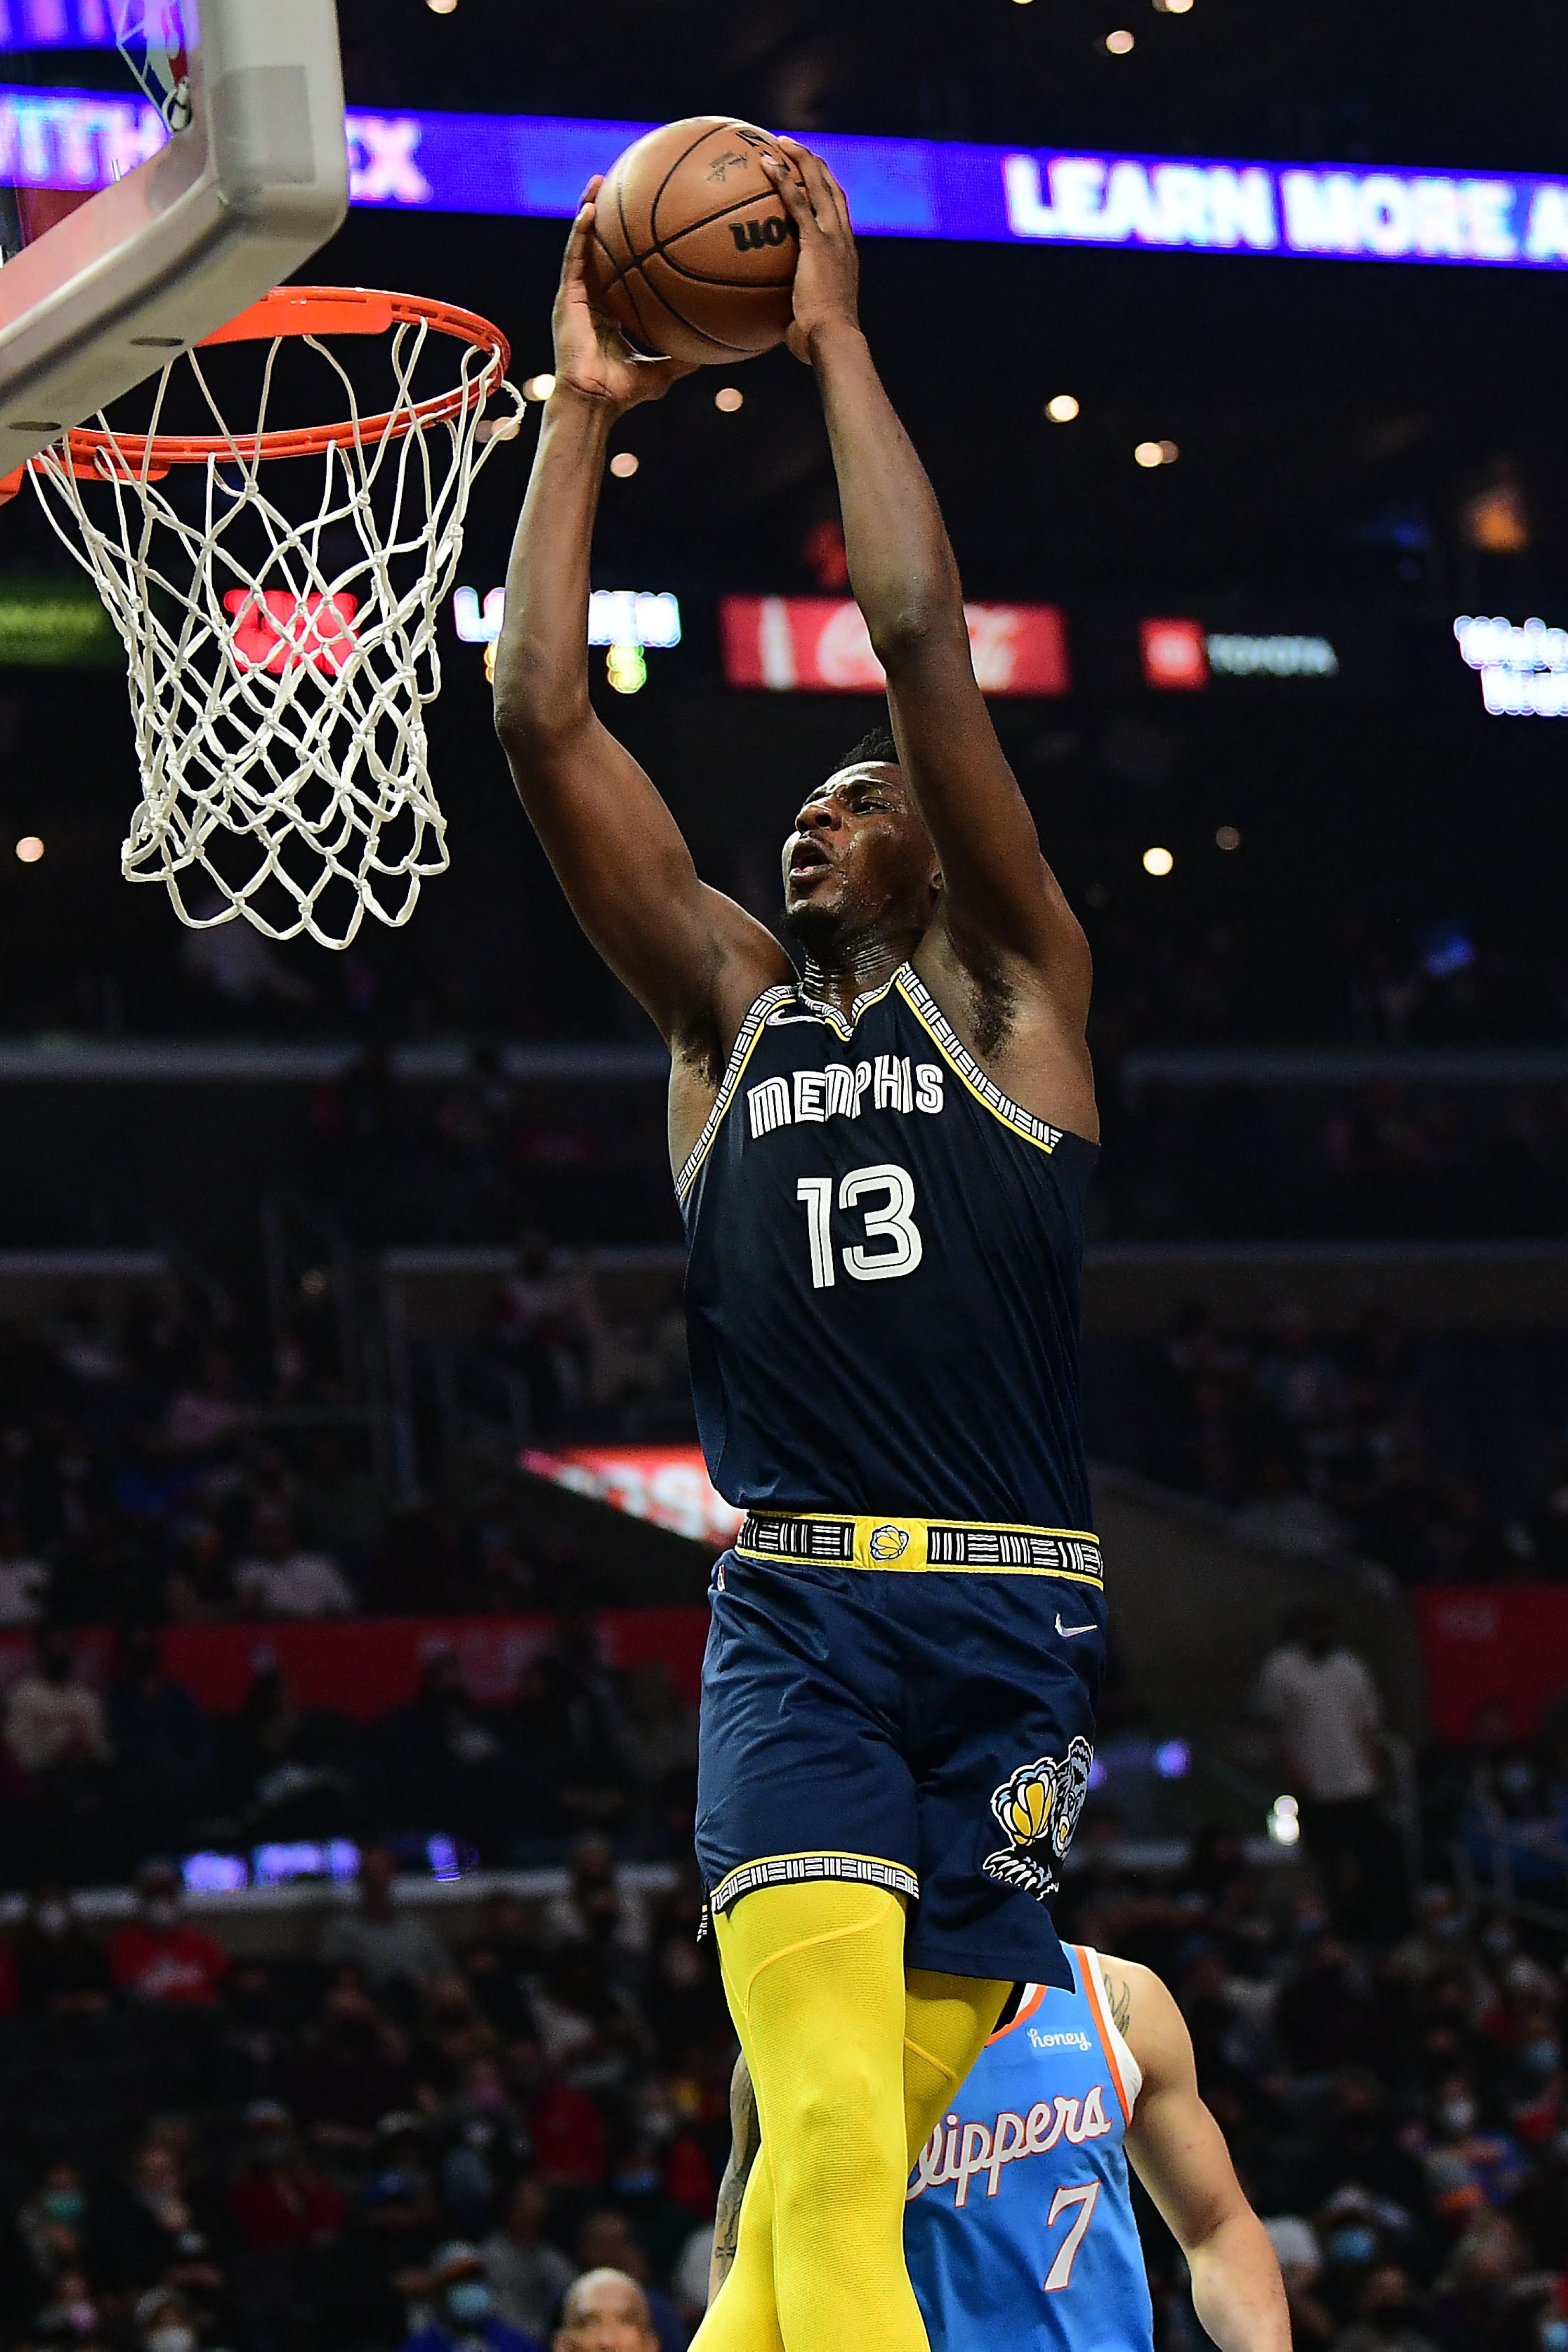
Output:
[896, 966, 1065, 1156]
[674, 980, 795, 1204]
[735, 1509, 1104, 1583]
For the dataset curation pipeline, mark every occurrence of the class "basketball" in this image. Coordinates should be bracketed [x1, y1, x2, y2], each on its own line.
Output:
[585, 117, 805, 367]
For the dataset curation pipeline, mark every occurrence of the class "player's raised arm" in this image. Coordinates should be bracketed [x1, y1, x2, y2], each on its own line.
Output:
[493, 183, 789, 1057]
[1107, 1958, 1290, 2352]
[762, 139, 1088, 1016]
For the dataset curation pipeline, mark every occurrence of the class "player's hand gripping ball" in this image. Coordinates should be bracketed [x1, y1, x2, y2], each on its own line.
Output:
[584, 117, 811, 366]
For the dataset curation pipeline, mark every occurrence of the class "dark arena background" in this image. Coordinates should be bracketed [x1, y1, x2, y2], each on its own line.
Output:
[0, 4, 1564, 2348]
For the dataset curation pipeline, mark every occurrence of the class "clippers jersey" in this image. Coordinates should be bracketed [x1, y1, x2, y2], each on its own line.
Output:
[904, 1945, 1155, 2352]
[678, 963, 1097, 1526]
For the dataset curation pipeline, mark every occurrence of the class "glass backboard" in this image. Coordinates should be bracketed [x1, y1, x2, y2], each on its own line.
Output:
[0, 0, 349, 475]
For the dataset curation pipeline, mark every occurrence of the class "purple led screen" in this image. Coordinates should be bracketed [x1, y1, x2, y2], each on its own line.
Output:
[3, 76, 1568, 269]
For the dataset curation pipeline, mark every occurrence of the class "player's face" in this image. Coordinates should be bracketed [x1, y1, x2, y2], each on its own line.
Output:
[781, 763, 938, 946]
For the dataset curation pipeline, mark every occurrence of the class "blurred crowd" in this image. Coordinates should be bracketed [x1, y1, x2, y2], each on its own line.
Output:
[1085, 911, 1568, 1063]
[0, 1769, 1564, 2352]
[0, 1608, 700, 1889]
[1085, 1302, 1568, 1584]
[1096, 1079, 1568, 1246]
[0, 1840, 728, 2352]
[1056, 1811, 1568, 2352]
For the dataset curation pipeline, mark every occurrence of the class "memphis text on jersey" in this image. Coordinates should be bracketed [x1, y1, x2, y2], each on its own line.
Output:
[746, 1055, 947, 1138]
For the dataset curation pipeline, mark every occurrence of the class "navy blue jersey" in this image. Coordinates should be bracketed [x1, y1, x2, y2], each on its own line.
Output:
[678, 962, 1097, 1527]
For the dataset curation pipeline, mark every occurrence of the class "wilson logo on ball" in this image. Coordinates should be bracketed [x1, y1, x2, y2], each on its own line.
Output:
[730, 216, 793, 252]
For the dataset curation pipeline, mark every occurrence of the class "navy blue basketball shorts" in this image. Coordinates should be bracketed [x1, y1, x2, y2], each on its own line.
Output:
[694, 1512, 1106, 1990]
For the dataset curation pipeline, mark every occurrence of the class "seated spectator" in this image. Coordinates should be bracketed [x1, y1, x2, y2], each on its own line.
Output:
[13, 2162, 93, 2305]
[382, 1653, 515, 1852]
[3, 1627, 110, 1775]
[566, 2233, 673, 2352]
[11, 1881, 111, 2012]
[130, 2285, 207, 2352]
[226, 2102, 346, 2251]
[480, 2177, 575, 2343]
[557, 2258, 663, 2352]
[0, 1515, 49, 1625]
[163, 1521, 235, 1625]
[105, 1627, 214, 1840]
[1334, 2265, 1440, 2352]
[108, 1861, 229, 2007]
[541, 1838, 650, 1964]
[400, 2241, 541, 2352]
[358, 2113, 443, 2264]
[222, 1664, 358, 1842]
[91, 2140, 228, 2303]
[319, 1847, 449, 1995]
[286, 1967, 415, 2152]
[233, 1513, 354, 1619]
[33, 2264, 106, 2347]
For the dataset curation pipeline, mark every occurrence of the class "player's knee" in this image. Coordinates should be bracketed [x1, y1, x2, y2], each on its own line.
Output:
[768, 2062, 907, 2204]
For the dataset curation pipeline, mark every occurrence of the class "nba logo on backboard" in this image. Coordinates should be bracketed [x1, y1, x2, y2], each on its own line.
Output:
[1141, 617, 1209, 689]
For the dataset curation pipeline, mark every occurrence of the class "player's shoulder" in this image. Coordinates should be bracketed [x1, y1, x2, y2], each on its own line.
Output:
[1092, 1952, 1192, 2082]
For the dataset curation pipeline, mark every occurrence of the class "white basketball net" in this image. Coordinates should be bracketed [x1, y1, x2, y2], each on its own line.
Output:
[29, 311, 524, 948]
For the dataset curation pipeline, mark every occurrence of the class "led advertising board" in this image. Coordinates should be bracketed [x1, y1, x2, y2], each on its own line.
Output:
[720, 596, 1070, 695]
[1454, 615, 1568, 717]
[5, 79, 1568, 271]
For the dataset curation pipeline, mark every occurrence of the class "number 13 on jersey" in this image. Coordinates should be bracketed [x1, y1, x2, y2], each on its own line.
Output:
[796, 1163, 924, 1288]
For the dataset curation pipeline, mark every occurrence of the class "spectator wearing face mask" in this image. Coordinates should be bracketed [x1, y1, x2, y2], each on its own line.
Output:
[13, 2163, 92, 2303]
[107, 1862, 229, 2007]
[401, 2242, 543, 2352]
[1419, 2074, 1524, 2227]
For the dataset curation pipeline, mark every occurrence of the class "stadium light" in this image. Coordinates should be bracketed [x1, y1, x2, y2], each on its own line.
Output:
[715, 387, 745, 412]
[609, 451, 640, 479]
[1104, 29, 1136, 52]
[15, 836, 43, 863]
[1216, 825, 1241, 850]
[1142, 846, 1174, 876]
[1046, 393, 1080, 422]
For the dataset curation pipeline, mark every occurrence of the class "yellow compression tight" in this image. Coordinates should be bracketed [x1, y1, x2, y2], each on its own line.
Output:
[693, 1880, 1008, 2352]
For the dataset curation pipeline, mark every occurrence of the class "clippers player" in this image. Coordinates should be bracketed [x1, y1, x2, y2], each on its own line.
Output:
[497, 137, 1102, 2352]
[714, 1953, 1289, 2352]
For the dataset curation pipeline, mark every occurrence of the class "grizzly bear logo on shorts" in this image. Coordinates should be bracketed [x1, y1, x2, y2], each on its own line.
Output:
[982, 1737, 1094, 1901]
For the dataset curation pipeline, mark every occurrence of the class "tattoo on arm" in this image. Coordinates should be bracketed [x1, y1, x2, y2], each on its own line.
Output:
[1103, 1965, 1133, 2039]
[711, 2056, 760, 2298]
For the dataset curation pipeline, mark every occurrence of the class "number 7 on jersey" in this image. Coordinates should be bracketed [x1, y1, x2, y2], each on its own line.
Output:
[1042, 2181, 1100, 2293]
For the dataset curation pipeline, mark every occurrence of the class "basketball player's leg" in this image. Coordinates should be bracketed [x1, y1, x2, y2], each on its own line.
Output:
[903, 1968, 1013, 2155]
[701, 1880, 926, 2352]
[697, 1960, 1009, 2352]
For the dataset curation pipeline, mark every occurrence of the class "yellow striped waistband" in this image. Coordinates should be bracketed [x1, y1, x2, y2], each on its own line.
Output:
[734, 1511, 1104, 1582]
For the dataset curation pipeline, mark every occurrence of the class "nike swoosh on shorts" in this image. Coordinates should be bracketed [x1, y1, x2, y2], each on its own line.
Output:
[1055, 1613, 1097, 1638]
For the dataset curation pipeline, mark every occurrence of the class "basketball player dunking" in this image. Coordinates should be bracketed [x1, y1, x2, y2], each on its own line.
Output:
[495, 141, 1103, 2352]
